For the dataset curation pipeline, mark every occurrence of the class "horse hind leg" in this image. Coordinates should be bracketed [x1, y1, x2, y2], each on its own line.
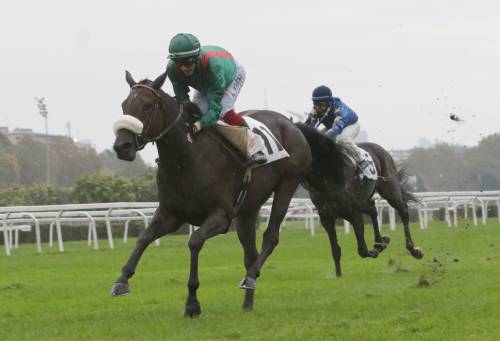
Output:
[366, 200, 390, 253]
[236, 209, 260, 311]
[378, 181, 423, 259]
[398, 202, 423, 259]
[241, 178, 299, 292]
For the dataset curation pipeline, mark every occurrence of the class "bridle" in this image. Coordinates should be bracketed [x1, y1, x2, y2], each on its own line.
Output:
[130, 84, 184, 150]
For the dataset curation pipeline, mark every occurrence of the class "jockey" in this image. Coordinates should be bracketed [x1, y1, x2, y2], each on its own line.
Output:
[305, 85, 370, 171]
[166, 33, 267, 167]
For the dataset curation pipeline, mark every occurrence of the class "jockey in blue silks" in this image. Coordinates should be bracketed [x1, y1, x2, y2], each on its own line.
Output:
[305, 85, 370, 171]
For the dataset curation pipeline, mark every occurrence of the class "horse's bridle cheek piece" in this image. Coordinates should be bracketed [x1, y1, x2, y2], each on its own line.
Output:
[113, 83, 184, 150]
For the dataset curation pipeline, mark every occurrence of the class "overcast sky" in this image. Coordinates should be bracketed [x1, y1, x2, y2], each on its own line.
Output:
[1, 0, 499, 165]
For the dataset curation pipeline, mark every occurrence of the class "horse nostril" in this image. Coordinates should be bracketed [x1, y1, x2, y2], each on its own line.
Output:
[114, 142, 132, 153]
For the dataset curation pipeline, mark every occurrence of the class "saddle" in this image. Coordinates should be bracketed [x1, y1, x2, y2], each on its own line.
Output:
[339, 143, 378, 181]
[215, 116, 289, 167]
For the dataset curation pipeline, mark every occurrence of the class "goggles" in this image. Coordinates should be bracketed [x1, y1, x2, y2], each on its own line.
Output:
[173, 57, 197, 67]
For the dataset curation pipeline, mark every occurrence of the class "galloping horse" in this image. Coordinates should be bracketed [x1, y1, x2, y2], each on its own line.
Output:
[296, 123, 423, 277]
[111, 71, 311, 316]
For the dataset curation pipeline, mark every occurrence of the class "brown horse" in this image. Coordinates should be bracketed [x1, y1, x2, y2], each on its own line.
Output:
[296, 123, 423, 277]
[111, 71, 311, 316]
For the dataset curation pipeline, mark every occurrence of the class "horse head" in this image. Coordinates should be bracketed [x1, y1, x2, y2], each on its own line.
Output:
[113, 71, 181, 161]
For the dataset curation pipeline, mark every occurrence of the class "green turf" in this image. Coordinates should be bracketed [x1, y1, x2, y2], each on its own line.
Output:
[1, 218, 500, 340]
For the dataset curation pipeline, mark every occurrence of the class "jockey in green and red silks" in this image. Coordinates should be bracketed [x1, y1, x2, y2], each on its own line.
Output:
[165, 33, 266, 166]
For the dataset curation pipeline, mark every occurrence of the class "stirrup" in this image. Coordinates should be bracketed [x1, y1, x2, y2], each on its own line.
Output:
[244, 151, 267, 168]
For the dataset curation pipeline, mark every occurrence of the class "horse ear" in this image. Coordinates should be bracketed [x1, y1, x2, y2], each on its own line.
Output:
[152, 71, 167, 90]
[125, 70, 136, 87]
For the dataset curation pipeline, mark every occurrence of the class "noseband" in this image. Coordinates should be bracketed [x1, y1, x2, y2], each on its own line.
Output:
[130, 84, 184, 150]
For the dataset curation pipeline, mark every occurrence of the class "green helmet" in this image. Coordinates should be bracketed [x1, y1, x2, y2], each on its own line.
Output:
[168, 33, 200, 59]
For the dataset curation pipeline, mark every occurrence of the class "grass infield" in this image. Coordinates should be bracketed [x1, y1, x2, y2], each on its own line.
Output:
[1, 219, 500, 340]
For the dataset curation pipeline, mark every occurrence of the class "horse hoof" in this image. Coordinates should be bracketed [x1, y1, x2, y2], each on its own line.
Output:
[411, 247, 424, 259]
[374, 236, 391, 252]
[242, 303, 253, 312]
[111, 282, 129, 296]
[373, 242, 387, 252]
[184, 303, 201, 318]
[239, 277, 257, 290]
[369, 249, 379, 258]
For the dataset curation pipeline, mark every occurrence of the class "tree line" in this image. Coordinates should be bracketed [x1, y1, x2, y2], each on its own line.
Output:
[0, 132, 158, 206]
[406, 133, 500, 191]
[0, 170, 158, 207]
[1, 131, 499, 206]
[0, 133, 149, 187]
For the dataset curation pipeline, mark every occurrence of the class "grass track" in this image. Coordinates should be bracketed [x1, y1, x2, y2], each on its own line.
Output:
[1, 219, 500, 340]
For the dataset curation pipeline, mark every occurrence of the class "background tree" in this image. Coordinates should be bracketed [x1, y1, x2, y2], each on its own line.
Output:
[406, 143, 466, 191]
[0, 183, 70, 206]
[100, 149, 149, 176]
[50, 136, 102, 187]
[131, 168, 158, 202]
[13, 136, 103, 187]
[0, 133, 20, 186]
[406, 134, 500, 191]
[72, 172, 136, 203]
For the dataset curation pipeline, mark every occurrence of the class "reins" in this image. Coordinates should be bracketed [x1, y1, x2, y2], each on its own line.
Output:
[130, 84, 184, 150]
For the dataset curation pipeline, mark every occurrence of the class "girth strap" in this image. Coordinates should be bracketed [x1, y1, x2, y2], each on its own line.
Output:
[231, 168, 252, 219]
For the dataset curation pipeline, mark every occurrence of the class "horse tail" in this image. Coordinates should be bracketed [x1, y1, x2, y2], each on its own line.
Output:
[396, 166, 419, 203]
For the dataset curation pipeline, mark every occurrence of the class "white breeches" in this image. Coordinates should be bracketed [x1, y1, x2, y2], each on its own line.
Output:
[192, 61, 246, 117]
[336, 122, 360, 144]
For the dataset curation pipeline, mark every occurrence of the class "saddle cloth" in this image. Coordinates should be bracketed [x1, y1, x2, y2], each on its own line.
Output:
[357, 146, 378, 180]
[215, 116, 289, 167]
[342, 144, 378, 181]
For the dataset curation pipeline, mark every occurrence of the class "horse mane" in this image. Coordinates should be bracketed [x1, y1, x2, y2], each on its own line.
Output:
[295, 123, 348, 186]
[135, 78, 198, 122]
[183, 102, 203, 122]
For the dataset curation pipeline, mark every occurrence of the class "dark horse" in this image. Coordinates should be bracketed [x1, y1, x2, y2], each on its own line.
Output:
[111, 71, 311, 316]
[296, 123, 423, 277]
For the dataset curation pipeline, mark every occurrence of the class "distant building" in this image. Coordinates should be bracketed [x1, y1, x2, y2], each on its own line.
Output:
[0, 127, 93, 151]
[74, 139, 96, 151]
[3, 127, 55, 145]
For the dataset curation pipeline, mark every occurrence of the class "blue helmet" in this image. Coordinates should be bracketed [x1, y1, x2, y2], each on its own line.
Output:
[311, 85, 333, 102]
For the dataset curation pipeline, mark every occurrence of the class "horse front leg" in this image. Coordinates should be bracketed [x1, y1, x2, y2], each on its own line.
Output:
[318, 210, 342, 277]
[185, 209, 229, 318]
[111, 209, 182, 296]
